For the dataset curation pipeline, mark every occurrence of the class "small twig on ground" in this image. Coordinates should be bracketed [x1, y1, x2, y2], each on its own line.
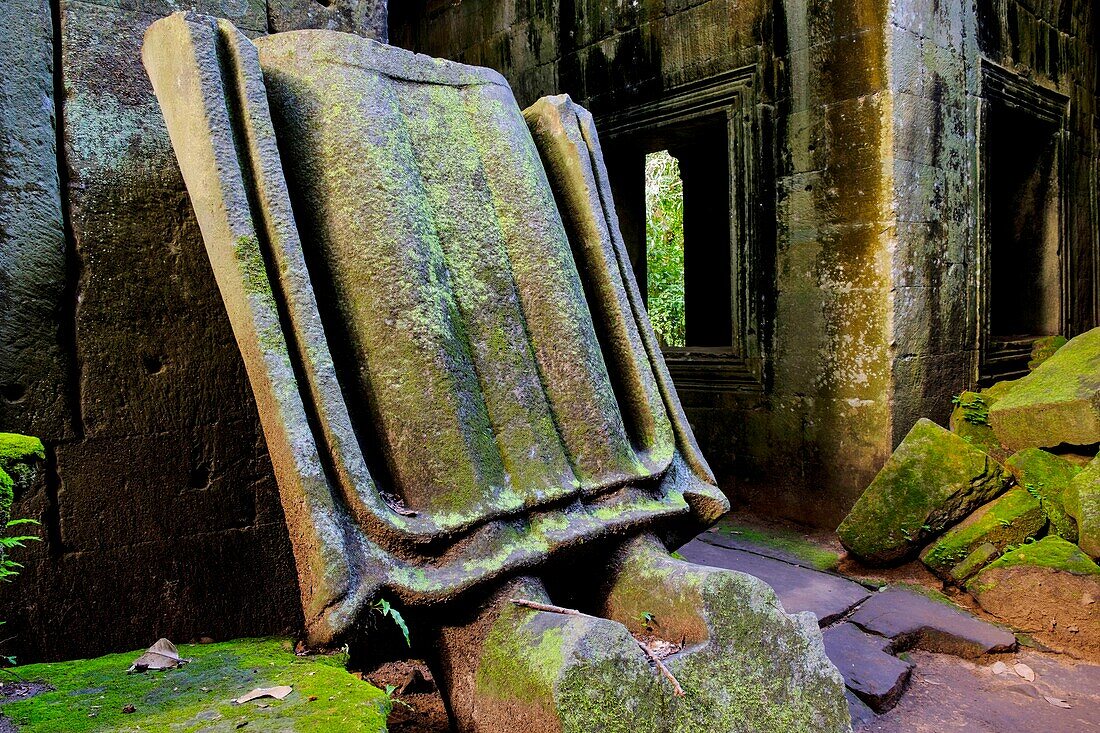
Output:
[510, 599, 686, 697]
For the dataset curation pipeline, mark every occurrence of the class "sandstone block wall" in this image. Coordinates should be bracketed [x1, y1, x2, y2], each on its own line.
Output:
[0, 0, 386, 662]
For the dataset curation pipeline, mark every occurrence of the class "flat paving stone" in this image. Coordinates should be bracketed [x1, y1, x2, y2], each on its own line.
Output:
[846, 690, 878, 730]
[824, 623, 914, 713]
[677, 538, 872, 625]
[849, 587, 1016, 658]
[696, 529, 832, 571]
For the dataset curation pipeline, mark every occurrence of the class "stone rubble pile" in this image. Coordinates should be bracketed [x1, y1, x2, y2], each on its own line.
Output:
[839, 328, 1100, 658]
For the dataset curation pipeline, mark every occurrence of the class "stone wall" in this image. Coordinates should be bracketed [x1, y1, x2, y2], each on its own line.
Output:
[0, 0, 386, 662]
[392, 0, 901, 526]
[391, 0, 1099, 527]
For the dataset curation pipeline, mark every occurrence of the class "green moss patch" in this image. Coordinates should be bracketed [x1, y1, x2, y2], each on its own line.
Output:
[714, 519, 840, 571]
[1, 638, 390, 732]
[0, 434, 45, 472]
[1028, 335, 1067, 371]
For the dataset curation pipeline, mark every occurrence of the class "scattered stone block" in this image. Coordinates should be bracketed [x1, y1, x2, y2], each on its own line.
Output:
[1066, 455, 1100, 558]
[1028, 335, 1067, 371]
[948, 542, 1001, 584]
[989, 327, 1100, 451]
[949, 385, 1012, 462]
[920, 488, 1046, 581]
[968, 536, 1100, 658]
[677, 538, 871, 625]
[838, 419, 1009, 565]
[440, 542, 853, 733]
[848, 587, 1016, 658]
[823, 623, 913, 713]
[1005, 448, 1082, 542]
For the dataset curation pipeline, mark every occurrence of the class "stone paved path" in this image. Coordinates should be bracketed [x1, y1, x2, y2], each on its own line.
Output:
[678, 528, 1099, 728]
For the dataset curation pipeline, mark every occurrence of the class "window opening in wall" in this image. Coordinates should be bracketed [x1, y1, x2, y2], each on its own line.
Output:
[645, 150, 686, 348]
[983, 99, 1062, 380]
[630, 118, 734, 353]
[600, 66, 764, 392]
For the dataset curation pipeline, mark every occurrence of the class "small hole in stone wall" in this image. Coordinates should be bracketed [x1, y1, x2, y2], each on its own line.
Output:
[0, 383, 27, 403]
[142, 355, 165, 375]
[315, 0, 334, 7]
[188, 465, 211, 491]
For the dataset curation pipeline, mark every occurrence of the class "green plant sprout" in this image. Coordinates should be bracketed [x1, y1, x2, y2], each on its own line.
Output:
[371, 598, 410, 647]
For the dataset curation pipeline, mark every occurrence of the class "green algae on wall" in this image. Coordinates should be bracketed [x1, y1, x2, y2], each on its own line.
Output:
[1, 638, 391, 733]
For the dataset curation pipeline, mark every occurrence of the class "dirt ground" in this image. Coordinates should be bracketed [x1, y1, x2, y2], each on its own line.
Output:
[868, 649, 1100, 732]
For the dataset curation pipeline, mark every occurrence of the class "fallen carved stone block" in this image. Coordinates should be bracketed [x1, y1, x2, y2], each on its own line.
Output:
[143, 13, 849, 731]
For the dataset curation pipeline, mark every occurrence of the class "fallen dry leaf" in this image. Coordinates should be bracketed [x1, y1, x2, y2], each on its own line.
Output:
[128, 639, 189, 673]
[1014, 663, 1036, 682]
[990, 661, 1009, 675]
[1044, 696, 1072, 709]
[235, 686, 293, 704]
[122, 704, 136, 714]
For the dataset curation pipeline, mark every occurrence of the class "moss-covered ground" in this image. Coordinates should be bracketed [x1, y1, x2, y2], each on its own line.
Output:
[0, 638, 390, 732]
[713, 518, 841, 571]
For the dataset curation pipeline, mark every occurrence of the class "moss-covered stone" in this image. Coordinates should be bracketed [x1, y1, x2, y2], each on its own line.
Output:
[989, 327, 1100, 450]
[838, 419, 1008, 565]
[603, 536, 850, 733]
[920, 488, 1046, 581]
[712, 518, 840, 571]
[1, 637, 391, 732]
[966, 537, 1100, 658]
[948, 387, 1011, 462]
[1065, 455, 1100, 559]
[978, 536, 1100, 576]
[949, 542, 1000, 584]
[1028, 335, 1067, 371]
[1004, 448, 1081, 542]
[0, 432, 46, 502]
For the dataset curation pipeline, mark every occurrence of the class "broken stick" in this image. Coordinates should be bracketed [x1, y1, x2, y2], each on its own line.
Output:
[510, 598, 686, 697]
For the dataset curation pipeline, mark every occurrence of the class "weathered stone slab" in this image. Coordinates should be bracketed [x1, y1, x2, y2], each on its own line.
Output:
[1005, 448, 1082, 542]
[848, 587, 1016, 658]
[989, 327, 1100, 451]
[948, 383, 1014, 462]
[845, 691, 877, 730]
[0, 0, 70, 439]
[677, 538, 871, 625]
[838, 419, 1008, 565]
[1066, 455, 1100, 558]
[823, 623, 913, 713]
[968, 536, 1100, 659]
[920, 488, 1046, 581]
